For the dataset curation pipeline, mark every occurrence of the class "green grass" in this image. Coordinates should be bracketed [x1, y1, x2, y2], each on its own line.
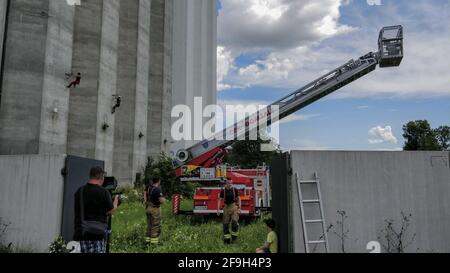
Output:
[110, 200, 269, 253]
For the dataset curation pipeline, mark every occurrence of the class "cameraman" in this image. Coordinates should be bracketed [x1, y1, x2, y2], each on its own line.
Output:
[73, 167, 119, 253]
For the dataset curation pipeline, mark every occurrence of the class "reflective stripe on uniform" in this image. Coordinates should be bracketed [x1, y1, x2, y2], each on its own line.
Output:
[231, 231, 239, 237]
[224, 234, 232, 239]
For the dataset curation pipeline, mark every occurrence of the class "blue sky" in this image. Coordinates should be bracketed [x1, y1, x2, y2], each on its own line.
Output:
[216, 0, 450, 151]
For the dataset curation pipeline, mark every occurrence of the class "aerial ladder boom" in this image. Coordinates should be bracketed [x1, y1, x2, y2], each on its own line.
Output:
[174, 25, 404, 174]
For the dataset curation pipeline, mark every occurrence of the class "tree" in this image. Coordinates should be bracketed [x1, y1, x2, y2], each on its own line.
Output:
[435, 126, 450, 150]
[402, 120, 441, 151]
[224, 137, 281, 169]
[138, 153, 198, 199]
[377, 212, 417, 253]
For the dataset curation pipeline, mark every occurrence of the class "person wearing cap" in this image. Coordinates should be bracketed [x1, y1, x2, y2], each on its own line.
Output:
[218, 180, 241, 244]
[144, 177, 166, 246]
[73, 167, 119, 253]
[256, 219, 278, 254]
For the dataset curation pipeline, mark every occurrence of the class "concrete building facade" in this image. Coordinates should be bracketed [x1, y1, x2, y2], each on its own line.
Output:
[0, 0, 217, 183]
[0, 0, 7, 79]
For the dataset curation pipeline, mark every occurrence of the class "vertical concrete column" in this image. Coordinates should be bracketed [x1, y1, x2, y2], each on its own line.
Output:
[68, 0, 120, 174]
[68, 0, 103, 159]
[147, 0, 165, 158]
[132, 0, 151, 180]
[113, 0, 139, 183]
[160, 0, 173, 154]
[38, 0, 75, 154]
[0, 0, 49, 154]
[95, 0, 120, 174]
[0, 0, 7, 78]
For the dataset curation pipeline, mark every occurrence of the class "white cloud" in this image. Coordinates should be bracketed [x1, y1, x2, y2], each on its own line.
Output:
[335, 31, 450, 99]
[218, 0, 354, 52]
[373, 147, 403, 151]
[217, 0, 355, 91]
[217, 46, 235, 91]
[368, 126, 398, 145]
[218, 1, 450, 99]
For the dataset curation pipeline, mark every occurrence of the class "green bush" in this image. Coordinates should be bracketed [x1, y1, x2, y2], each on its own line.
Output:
[49, 236, 68, 254]
[137, 153, 198, 199]
[117, 185, 144, 204]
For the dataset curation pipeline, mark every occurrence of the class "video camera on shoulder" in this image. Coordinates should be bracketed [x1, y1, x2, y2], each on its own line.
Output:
[104, 176, 123, 206]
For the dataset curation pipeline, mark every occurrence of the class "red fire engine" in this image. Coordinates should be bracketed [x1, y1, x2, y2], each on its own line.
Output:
[173, 165, 271, 217]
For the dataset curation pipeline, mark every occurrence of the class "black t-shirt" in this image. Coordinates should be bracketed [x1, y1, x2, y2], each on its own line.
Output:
[147, 186, 163, 207]
[73, 184, 114, 241]
[220, 187, 240, 205]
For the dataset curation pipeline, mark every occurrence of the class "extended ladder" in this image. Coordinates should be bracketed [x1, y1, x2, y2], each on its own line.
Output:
[295, 173, 330, 253]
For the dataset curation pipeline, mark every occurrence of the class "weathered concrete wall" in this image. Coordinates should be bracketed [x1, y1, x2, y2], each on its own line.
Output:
[289, 151, 450, 253]
[67, 0, 103, 160]
[68, 0, 120, 174]
[38, 1, 74, 154]
[0, 0, 217, 184]
[0, 0, 7, 77]
[147, 0, 171, 158]
[160, 0, 173, 155]
[171, 0, 217, 153]
[0, 154, 66, 252]
[132, 0, 151, 182]
[0, 0, 49, 154]
[114, 0, 139, 183]
[113, 0, 150, 184]
[0, 0, 74, 155]
[94, 0, 120, 174]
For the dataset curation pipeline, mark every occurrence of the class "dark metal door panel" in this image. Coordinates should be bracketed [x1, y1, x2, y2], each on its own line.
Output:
[270, 152, 291, 253]
[61, 155, 104, 242]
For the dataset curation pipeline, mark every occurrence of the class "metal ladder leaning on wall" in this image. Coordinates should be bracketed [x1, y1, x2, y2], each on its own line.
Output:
[295, 172, 330, 253]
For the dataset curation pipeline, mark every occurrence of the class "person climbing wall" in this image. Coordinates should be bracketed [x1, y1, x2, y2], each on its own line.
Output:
[67, 73, 82, 88]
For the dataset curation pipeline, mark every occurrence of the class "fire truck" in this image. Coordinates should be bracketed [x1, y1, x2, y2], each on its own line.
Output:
[171, 25, 404, 217]
[173, 165, 271, 217]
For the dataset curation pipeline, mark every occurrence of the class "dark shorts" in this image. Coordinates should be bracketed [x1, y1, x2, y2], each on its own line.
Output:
[80, 240, 106, 253]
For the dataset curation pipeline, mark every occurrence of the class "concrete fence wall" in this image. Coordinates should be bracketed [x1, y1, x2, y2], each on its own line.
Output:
[0, 154, 66, 252]
[289, 151, 450, 253]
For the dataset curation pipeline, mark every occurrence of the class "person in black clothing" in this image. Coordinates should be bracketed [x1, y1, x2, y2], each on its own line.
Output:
[73, 167, 119, 253]
[218, 180, 241, 244]
[67, 73, 81, 88]
[143, 177, 166, 245]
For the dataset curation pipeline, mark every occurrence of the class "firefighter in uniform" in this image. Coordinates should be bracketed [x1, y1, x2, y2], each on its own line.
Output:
[218, 180, 241, 244]
[144, 177, 166, 245]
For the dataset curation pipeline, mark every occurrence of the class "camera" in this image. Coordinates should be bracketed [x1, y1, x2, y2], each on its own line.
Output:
[103, 176, 123, 206]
